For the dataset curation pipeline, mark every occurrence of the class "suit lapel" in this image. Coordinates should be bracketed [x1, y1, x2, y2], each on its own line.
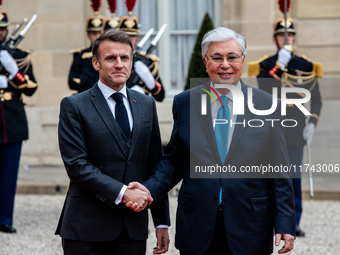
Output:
[191, 86, 221, 163]
[90, 84, 128, 158]
[226, 81, 255, 163]
[126, 89, 141, 160]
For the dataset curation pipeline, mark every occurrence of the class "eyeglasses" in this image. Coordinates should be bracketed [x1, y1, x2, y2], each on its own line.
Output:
[205, 53, 242, 64]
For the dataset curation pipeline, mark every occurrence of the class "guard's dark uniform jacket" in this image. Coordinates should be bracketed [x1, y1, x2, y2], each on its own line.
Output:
[127, 51, 165, 102]
[68, 46, 99, 93]
[248, 54, 322, 147]
[0, 48, 37, 144]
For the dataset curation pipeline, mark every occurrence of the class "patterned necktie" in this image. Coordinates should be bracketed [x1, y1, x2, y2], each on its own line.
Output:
[111, 93, 130, 138]
[215, 96, 230, 205]
[215, 96, 230, 164]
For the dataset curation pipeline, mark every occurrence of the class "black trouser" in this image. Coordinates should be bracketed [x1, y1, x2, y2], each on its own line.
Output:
[181, 206, 233, 255]
[62, 227, 146, 255]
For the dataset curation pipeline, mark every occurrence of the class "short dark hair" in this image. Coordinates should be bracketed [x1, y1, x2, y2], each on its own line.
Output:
[92, 29, 133, 60]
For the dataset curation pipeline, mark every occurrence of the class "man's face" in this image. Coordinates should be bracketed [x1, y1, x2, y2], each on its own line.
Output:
[202, 39, 244, 87]
[128, 35, 139, 50]
[274, 32, 295, 49]
[92, 40, 133, 91]
[88, 31, 102, 44]
[0, 27, 8, 44]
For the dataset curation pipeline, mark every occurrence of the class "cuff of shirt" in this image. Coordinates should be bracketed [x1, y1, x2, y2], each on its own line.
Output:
[156, 225, 169, 229]
[115, 185, 128, 205]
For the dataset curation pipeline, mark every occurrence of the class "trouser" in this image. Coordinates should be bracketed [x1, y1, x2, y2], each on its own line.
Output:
[180, 206, 233, 255]
[0, 142, 22, 226]
[62, 227, 147, 255]
[287, 146, 304, 227]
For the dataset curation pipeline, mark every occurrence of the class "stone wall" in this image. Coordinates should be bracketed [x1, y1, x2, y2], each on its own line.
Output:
[1, 0, 338, 165]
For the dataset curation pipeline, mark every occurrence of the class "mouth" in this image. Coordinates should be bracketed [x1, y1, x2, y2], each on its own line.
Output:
[113, 72, 126, 76]
[217, 72, 233, 78]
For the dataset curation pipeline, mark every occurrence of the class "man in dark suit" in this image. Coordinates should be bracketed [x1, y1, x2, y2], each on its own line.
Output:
[248, 18, 322, 237]
[56, 29, 170, 255]
[128, 27, 295, 255]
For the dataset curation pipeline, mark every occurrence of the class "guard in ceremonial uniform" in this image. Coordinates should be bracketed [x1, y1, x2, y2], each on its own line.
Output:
[117, 2, 165, 102]
[102, 0, 119, 33]
[0, 9, 38, 233]
[248, 18, 322, 237]
[68, 1, 104, 93]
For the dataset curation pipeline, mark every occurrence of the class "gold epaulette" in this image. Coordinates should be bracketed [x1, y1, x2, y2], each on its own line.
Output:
[301, 55, 323, 78]
[82, 52, 93, 59]
[139, 51, 160, 62]
[313, 62, 323, 78]
[247, 55, 269, 77]
[70, 47, 84, 54]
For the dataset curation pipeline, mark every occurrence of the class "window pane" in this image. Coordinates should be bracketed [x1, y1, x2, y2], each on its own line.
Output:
[170, 0, 216, 89]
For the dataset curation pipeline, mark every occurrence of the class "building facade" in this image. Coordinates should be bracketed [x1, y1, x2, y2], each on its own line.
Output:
[2, 0, 339, 165]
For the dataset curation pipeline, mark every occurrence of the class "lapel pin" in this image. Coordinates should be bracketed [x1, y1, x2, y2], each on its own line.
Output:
[133, 100, 136, 103]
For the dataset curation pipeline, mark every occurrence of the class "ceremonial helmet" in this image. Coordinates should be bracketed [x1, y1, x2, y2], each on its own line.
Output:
[86, 0, 105, 32]
[103, 0, 119, 32]
[273, 17, 296, 36]
[0, 1, 9, 28]
[117, 0, 140, 35]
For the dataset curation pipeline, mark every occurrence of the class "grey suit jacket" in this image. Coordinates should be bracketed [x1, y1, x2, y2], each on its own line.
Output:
[144, 81, 295, 255]
[55, 84, 170, 242]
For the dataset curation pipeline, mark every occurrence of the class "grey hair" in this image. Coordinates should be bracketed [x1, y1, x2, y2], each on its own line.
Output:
[201, 27, 247, 58]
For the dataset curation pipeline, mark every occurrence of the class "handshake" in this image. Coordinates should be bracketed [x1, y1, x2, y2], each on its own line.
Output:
[122, 182, 153, 212]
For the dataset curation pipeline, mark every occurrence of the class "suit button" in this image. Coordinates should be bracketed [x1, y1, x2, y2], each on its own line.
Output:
[127, 161, 131, 165]
[214, 196, 218, 201]
[127, 144, 131, 148]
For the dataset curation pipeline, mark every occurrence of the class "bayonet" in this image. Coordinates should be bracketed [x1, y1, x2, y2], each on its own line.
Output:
[146, 23, 167, 55]
[135, 28, 154, 53]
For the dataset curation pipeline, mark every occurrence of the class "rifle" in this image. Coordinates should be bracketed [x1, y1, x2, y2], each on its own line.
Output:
[126, 24, 167, 88]
[0, 14, 37, 73]
[305, 118, 314, 198]
[3, 18, 27, 46]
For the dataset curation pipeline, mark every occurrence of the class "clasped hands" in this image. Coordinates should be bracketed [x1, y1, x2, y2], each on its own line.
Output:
[122, 182, 153, 212]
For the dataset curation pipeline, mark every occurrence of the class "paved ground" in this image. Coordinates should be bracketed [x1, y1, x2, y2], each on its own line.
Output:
[1, 158, 338, 254]
[0, 195, 340, 255]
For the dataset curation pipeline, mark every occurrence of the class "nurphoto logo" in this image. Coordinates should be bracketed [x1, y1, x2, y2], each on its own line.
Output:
[200, 83, 311, 128]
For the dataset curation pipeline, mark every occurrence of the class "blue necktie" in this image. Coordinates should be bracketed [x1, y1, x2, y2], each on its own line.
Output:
[215, 96, 230, 205]
[111, 93, 130, 138]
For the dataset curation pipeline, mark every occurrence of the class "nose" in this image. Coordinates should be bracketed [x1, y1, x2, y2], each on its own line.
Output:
[220, 58, 231, 68]
[114, 57, 124, 68]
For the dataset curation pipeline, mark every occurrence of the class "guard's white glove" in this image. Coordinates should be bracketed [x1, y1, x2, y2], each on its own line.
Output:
[277, 47, 292, 71]
[0, 75, 8, 89]
[134, 60, 156, 90]
[131, 84, 145, 94]
[303, 122, 315, 145]
[0, 50, 19, 80]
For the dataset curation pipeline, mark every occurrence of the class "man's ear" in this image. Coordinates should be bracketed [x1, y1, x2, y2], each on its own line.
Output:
[202, 57, 208, 73]
[92, 57, 100, 71]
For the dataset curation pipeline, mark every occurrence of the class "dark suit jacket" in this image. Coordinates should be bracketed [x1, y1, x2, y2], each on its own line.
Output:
[55, 84, 170, 242]
[144, 81, 295, 255]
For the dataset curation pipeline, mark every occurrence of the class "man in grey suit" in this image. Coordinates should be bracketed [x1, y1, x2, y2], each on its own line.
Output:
[128, 27, 295, 255]
[55, 29, 170, 255]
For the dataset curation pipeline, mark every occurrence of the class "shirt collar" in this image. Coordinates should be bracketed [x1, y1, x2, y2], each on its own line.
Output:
[98, 80, 128, 100]
[210, 81, 241, 104]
